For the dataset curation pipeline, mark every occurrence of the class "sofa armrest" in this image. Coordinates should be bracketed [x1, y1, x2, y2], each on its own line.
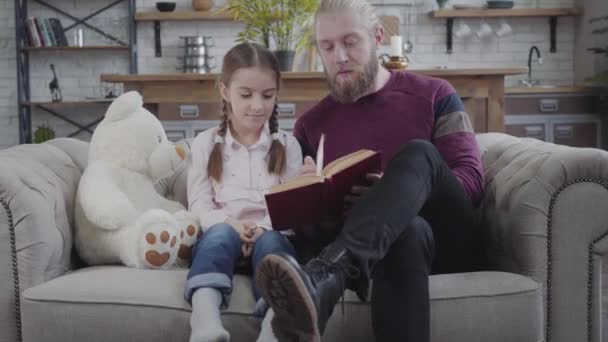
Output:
[477, 132, 608, 342]
[0, 139, 87, 342]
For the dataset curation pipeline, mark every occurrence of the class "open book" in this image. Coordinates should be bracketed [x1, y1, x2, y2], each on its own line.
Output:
[265, 134, 382, 230]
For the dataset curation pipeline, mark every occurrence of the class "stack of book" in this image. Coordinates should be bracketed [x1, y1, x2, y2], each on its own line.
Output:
[25, 17, 69, 47]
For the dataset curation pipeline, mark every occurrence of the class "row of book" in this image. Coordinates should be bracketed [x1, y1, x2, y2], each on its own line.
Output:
[25, 17, 69, 47]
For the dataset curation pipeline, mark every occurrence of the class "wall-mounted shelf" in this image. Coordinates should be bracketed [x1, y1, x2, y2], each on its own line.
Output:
[135, 10, 235, 57]
[14, 0, 136, 143]
[20, 99, 114, 106]
[19, 99, 113, 137]
[429, 8, 583, 18]
[429, 7, 584, 54]
[22, 45, 129, 51]
[135, 10, 235, 22]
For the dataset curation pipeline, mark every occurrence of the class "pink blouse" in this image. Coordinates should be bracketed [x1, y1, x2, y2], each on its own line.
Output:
[187, 125, 302, 231]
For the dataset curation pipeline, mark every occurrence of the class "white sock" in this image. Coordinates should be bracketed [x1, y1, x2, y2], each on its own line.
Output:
[256, 309, 278, 342]
[189, 288, 230, 342]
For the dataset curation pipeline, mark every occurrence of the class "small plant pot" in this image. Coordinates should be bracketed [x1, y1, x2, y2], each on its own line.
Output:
[192, 0, 213, 11]
[274, 50, 295, 72]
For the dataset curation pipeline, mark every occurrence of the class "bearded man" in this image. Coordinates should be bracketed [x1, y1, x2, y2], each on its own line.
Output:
[256, 0, 485, 341]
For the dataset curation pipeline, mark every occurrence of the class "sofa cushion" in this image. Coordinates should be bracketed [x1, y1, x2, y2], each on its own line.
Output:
[21, 267, 542, 342]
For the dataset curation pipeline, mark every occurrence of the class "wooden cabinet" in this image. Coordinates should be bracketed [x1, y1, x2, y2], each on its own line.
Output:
[553, 121, 599, 148]
[102, 68, 529, 134]
[505, 121, 547, 141]
[505, 92, 602, 148]
[160, 119, 297, 142]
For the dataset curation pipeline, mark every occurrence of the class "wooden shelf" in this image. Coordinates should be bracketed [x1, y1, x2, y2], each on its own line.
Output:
[101, 68, 527, 83]
[135, 10, 235, 22]
[505, 86, 595, 94]
[21, 99, 114, 107]
[430, 7, 583, 54]
[136, 10, 236, 57]
[429, 7, 583, 18]
[22, 45, 129, 51]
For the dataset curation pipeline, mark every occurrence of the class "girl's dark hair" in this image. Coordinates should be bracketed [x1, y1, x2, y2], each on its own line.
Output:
[207, 43, 286, 182]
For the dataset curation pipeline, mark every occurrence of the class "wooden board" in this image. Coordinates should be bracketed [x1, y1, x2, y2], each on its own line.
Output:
[429, 7, 583, 18]
[379, 15, 400, 45]
[135, 10, 235, 21]
[22, 46, 129, 51]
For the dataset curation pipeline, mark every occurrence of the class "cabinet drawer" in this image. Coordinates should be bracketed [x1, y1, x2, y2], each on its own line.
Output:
[505, 114, 602, 148]
[157, 102, 318, 121]
[505, 123, 547, 141]
[552, 122, 599, 148]
[157, 103, 221, 121]
[165, 128, 188, 143]
[506, 94, 596, 115]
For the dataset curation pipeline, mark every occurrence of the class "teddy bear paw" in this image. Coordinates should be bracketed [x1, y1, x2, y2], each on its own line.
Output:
[141, 228, 179, 268]
[177, 224, 203, 261]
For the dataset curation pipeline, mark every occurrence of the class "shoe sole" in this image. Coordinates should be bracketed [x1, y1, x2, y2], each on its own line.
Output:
[256, 254, 321, 342]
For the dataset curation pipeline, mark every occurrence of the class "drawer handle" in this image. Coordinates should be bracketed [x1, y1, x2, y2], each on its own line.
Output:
[555, 125, 573, 139]
[524, 126, 545, 139]
[539, 99, 559, 113]
[276, 103, 296, 117]
[179, 104, 199, 118]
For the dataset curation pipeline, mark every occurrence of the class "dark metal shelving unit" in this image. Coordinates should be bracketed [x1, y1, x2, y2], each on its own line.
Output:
[14, 0, 137, 143]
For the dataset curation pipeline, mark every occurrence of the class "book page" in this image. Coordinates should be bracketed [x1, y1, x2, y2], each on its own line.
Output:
[316, 133, 325, 176]
[323, 150, 377, 178]
[268, 175, 325, 194]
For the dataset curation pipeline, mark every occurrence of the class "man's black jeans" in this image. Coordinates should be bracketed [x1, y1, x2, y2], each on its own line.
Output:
[332, 139, 481, 342]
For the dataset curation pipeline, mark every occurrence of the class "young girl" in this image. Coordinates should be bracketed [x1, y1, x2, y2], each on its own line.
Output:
[185, 43, 303, 342]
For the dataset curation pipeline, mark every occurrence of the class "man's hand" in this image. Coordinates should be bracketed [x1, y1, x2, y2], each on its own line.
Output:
[297, 156, 318, 177]
[344, 172, 383, 213]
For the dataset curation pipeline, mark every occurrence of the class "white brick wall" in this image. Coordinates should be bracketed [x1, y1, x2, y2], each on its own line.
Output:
[0, 0, 17, 149]
[0, 0, 597, 148]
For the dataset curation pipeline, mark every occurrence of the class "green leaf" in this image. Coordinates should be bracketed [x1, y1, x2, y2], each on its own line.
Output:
[226, 0, 319, 51]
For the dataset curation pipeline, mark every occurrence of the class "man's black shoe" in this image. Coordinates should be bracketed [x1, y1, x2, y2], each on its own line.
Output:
[255, 246, 360, 342]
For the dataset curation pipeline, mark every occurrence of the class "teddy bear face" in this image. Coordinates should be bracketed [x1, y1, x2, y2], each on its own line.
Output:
[89, 91, 184, 181]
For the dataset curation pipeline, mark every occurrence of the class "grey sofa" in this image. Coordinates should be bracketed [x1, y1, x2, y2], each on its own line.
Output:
[1, 133, 607, 342]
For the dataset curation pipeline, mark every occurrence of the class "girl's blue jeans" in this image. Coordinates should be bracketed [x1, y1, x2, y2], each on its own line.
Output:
[184, 223, 295, 315]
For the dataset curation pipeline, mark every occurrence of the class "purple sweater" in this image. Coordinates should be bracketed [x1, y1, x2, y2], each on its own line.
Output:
[293, 70, 484, 205]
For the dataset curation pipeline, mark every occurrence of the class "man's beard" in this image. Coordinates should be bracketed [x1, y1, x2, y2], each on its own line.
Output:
[326, 50, 379, 104]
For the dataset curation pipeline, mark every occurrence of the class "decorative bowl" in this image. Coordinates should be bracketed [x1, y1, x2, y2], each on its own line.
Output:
[156, 2, 176, 12]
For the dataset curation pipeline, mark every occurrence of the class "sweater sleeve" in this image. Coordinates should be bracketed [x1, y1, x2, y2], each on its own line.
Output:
[294, 118, 317, 159]
[431, 80, 484, 205]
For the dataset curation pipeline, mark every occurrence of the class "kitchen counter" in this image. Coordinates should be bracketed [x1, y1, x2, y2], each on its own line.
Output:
[505, 86, 596, 94]
[101, 67, 528, 133]
[102, 68, 527, 82]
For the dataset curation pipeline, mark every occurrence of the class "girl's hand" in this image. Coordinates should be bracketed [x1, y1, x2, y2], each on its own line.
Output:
[225, 218, 255, 243]
[242, 242, 253, 257]
[249, 227, 266, 243]
[297, 156, 317, 177]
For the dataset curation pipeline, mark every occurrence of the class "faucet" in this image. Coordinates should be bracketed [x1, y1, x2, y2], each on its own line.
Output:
[521, 45, 543, 87]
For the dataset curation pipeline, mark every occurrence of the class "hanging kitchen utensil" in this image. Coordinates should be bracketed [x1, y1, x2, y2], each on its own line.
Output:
[403, 7, 414, 54]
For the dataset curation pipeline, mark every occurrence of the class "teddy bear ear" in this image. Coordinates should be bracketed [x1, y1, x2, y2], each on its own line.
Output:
[104, 91, 143, 122]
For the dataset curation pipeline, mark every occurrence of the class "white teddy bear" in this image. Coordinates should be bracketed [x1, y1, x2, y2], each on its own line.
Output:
[74, 91, 200, 269]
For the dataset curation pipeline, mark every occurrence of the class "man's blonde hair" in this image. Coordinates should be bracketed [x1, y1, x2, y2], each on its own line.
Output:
[314, 0, 380, 33]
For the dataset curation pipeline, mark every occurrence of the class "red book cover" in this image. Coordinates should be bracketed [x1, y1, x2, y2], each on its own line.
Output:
[265, 149, 382, 231]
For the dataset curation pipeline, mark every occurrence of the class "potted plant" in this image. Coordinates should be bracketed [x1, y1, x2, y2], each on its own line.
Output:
[224, 0, 319, 71]
[33, 124, 55, 144]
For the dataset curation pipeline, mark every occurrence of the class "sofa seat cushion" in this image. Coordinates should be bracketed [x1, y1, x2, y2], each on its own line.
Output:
[324, 271, 543, 342]
[21, 266, 258, 342]
[21, 267, 542, 342]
